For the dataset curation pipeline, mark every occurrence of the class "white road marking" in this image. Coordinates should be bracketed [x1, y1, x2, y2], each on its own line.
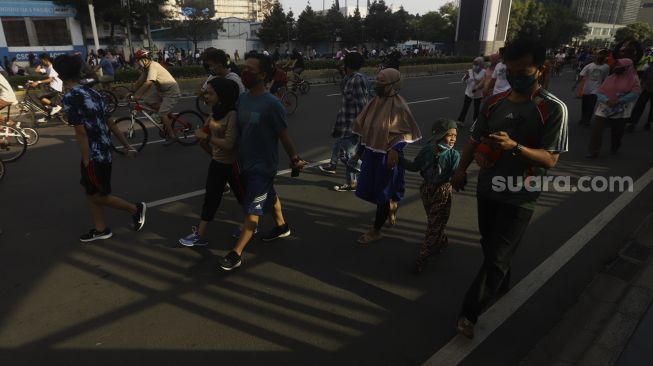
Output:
[147, 159, 331, 208]
[326, 93, 341, 97]
[407, 97, 449, 105]
[423, 167, 653, 366]
[448, 81, 463, 84]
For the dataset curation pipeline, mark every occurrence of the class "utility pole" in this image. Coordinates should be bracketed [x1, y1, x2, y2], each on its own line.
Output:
[87, 0, 100, 53]
[125, 0, 134, 59]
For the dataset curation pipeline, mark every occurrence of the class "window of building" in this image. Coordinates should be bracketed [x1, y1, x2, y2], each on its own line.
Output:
[1, 17, 30, 47]
[32, 18, 72, 46]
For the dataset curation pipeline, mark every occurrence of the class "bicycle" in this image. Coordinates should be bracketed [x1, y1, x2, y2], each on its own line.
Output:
[275, 86, 298, 116]
[79, 78, 118, 113]
[110, 98, 204, 154]
[14, 81, 68, 127]
[0, 124, 27, 162]
[287, 70, 310, 95]
[2, 106, 39, 146]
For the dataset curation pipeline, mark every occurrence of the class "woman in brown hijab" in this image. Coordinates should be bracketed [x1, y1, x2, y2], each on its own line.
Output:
[351, 68, 422, 244]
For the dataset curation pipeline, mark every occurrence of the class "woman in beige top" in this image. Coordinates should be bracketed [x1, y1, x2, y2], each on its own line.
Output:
[179, 77, 243, 247]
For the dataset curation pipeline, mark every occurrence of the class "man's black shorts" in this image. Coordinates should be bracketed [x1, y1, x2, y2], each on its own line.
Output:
[80, 160, 112, 196]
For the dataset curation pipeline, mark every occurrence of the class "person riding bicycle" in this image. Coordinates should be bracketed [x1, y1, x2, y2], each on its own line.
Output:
[31, 53, 63, 123]
[283, 49, 305, 89]
[132, 49, 181, 145]
[95, 49, 115, 89]
[269, 62, 289, 97]
[0, 72, 18, 145]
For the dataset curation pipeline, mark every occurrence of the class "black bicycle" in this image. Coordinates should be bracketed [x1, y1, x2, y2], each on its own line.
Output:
[14, 81, 69, 127]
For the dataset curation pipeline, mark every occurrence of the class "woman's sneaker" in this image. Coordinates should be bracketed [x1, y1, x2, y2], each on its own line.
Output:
[79, 228, 113, 243]
[261, 224, 291, 242]
[218, 251, 242, 271]
[179, 227, 209, 247]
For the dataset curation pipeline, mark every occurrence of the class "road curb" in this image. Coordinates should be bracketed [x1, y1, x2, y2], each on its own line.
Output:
[520, 212, 653, 366]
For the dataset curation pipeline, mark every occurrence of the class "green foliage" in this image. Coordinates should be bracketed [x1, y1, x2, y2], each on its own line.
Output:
[341, 8, 364, 47]
[508, 0, 586, 48]
[615, 22, 653, 46]
[257, 1, 290, 47]
[296, 5, 328, 46]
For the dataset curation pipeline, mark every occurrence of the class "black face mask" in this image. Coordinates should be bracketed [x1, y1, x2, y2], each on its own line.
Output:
[614, 67, 626, 75]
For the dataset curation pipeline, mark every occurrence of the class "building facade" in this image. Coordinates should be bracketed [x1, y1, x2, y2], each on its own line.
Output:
[638, 1, 653, 26]
[573, 0, 642, 25]
[0, 0, 84, 62]
[455, 0, 512, 56]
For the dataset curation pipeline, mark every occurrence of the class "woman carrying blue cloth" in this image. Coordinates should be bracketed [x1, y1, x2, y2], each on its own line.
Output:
[351, 68, 422, 244]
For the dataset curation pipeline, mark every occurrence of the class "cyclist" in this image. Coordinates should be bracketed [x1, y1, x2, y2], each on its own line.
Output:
[31, 53, 63, 123]
[0, 72, 18, 145]
[283, 49, 306, 90]
[269, 62, 289, 98]
[95, 49, 115, 90]
[132, 49, 181, 145]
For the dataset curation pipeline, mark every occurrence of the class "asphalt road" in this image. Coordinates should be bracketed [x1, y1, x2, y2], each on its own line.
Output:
[1, 71, 652, 366]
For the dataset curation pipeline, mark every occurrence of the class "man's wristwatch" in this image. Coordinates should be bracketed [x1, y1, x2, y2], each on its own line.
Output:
[511, 143, 524, 156]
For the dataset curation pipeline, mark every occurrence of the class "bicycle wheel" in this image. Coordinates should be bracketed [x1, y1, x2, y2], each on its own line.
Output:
[14, 103, 36, 128]
[17, 127, 39, 146]
[110, 117, 148, 154]
[100, 90, 118, 114]
[195, 95, 210, 116]
[283, 91, 298, 116]
[171, 110, 204, 146]
[112, 86, 133, 107]
[0, 160, 5, 181]
[0, 126, 27, 162]
[299, 81, 310, 95]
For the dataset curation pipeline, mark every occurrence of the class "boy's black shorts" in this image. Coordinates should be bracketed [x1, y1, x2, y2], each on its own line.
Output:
[80, 160, 112, 196]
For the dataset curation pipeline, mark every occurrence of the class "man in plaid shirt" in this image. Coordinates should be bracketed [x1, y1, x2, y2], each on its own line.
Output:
[320, 52, 371, 191]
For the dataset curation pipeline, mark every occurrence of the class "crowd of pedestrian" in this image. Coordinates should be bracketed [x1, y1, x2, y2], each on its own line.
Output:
[32, 32, 653, 342]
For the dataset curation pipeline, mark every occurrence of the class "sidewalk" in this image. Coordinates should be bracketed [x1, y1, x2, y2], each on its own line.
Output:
[520, 212, 653, 366]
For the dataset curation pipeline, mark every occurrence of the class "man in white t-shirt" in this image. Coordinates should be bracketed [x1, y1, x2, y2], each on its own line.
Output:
[0, 72, 17, 127]
[201, 48, 245, 94]
[484, 48, 511, 95]
[572, 50, 610, 125]
[31, 54, 63, 122]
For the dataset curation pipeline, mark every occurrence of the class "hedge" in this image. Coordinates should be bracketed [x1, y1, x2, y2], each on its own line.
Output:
[7, 56, 474, 87]
[7, 75, 48, 89]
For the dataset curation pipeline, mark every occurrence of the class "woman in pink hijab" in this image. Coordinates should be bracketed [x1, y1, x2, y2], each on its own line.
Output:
[588, 58, 641, 157]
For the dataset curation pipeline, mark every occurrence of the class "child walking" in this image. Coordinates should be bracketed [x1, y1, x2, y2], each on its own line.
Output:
[53, 54, 146, 242]
[399, 119, 460, 274]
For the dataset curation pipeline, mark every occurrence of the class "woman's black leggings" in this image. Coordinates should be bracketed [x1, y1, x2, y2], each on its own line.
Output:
[374, 201, 390, 230]
[201, 160, 243, 222]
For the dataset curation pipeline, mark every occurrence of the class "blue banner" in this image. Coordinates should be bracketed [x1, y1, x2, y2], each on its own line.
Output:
[0, 1, 76, 17]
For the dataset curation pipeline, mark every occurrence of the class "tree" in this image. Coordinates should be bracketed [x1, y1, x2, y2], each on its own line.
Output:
[391, 6, 411, 43]
[324, 3, 346, 51]
[166, 1, 223, 54]
[342, 7, 364, 47]
[257, 1, 289, 47]
[364, 0, 393, 45]
[413, 11, 449, 43]
[507, 0, 586, 49]
[615, 22, 653, 46]
[295, 5, 327, 46]
[438, 1, 459, 43]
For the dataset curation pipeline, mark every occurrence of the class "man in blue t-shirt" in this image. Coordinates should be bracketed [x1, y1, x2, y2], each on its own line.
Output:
[95, 49, 115, 88]
[53, 54, 146, 243]
[218, 51, 307, 271]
